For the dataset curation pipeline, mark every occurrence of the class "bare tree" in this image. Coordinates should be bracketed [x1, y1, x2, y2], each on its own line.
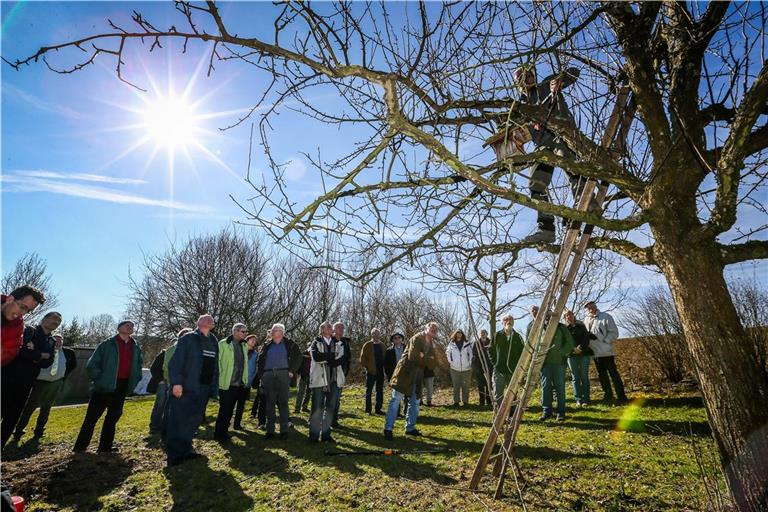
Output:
[1, 252, 59, 323]
[9, 2, 768, 507]
[729, 278, 768, 372]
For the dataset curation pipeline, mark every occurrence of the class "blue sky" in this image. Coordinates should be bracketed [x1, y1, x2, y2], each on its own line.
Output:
[2, 2, 766, 331]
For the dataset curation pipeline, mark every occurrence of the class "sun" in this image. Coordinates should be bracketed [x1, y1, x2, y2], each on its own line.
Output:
[141, 95, 199, 148]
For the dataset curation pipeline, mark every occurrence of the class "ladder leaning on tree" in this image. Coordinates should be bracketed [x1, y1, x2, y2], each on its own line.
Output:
[469, 86, 637, 500]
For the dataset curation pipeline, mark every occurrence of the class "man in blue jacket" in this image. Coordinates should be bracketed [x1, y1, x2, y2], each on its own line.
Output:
[73, 320, 143, 453]
[163, 314, 219, 466]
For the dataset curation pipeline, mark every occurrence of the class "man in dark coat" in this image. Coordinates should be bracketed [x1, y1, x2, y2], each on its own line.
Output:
[472, 329, 492, 407]
[1, 285, 46, 367]
[13, 334, 77, 441]
[163, 315, 218, 466]
[257, 323, 302, 439]
[2, 311, 60, 446]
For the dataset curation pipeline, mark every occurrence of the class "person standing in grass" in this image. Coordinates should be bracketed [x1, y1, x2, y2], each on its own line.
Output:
[251, 329, 271, 428]
[528, 307, 574, 422]
[446, 329, 473, 407]
[384, 333, 408, 416]
[472, 329, 492, 407]
[308, 322, 346, 443]
[564, 310, 595, 407]
[490, 314, 524, 406]
[2, 311, 60, 447]
[583, 301, 628, 405]
[163, 315, 218, 466]
[257, 323, 302, 439]
[12, 334, 77, 442]
[147, 328, 192, 436]
[74, 320, 143, 453]
[1, 285, 46, 367]
[360, 328, 386, 415]
[294, 347, 312, 414]
[214, 323, 250, 443]
[234, 334, 259, 431]
[331, 321, 351, 428]
[383, 322, 438, 440]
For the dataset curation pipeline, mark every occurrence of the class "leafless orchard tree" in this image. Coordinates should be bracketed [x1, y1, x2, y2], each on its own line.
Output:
[1, 252, 59, 324]
[8, 2, 768, 508]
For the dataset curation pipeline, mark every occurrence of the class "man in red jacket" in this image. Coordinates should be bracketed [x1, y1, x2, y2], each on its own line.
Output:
[1, 286, 46, 367]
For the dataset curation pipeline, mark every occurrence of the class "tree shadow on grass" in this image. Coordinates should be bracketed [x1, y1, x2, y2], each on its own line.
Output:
[164, 455, 253, 512]
[4, 450, 134, 511]
[563, 415, 711, 436]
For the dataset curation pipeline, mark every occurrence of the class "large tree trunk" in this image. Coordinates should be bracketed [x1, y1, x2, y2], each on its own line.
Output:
[653, 229, 768, 511]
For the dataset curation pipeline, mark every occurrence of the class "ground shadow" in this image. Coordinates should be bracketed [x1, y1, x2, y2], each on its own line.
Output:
[164, 455, 253, 512]
[563, 415, 711, 436]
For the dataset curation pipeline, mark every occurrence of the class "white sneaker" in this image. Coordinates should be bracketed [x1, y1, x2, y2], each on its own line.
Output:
[522, 229, 556, 245]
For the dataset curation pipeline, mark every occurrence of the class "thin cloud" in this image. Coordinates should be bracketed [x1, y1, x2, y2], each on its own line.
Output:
[3, 83, 92, 121]
[1, 173, 209, 213]
[13, 170, 148, 185]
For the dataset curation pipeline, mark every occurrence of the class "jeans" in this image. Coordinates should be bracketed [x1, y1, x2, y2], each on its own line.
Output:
[74, 379, 129, 451]
[385, 387, 420, 433]
[333, 386, 343, 425]
[493, 369, 511, 406]
[163, 385, 210, 462]
[14, 379, 65, 438]
[365, 371, 384, 413]
[540, 363, 567, 416]
[567, 355, 591, 404]
[529, 142, 591, 230]
[262, 369, 290, 434]
[214, 386, 241, 439]
[594, 356, 627, 401]
[294, 375, 310, 412]
[422, 377, 434, 404]
[149, 382, 168, 434]
[450, 369, 472, 405]
[309, 383, 339, 440]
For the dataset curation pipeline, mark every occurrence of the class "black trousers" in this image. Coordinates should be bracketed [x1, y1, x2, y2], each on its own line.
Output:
[214, 386, 241, 439]
[250, 377, 267, 426]
[1, 362, 37, 447]
[74, 379, 128, 451]
[594, 356, 627, 401]
[365, 371, 384, 413]
[475, 369, 491, 406]
[233, 386, 250, 428]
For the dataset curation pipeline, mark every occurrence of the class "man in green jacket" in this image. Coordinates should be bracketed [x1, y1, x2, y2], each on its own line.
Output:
[74, 320, 143, 453]
[527, 306, 574, 422]
[214, 323, 250, 442]
[490, 315, 524, 406]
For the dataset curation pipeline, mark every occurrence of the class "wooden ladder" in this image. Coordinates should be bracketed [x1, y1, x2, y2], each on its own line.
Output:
[469, 86, 635, 499]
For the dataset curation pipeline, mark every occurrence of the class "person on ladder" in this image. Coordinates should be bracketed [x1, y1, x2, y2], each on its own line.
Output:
[514, 64, 598, 244]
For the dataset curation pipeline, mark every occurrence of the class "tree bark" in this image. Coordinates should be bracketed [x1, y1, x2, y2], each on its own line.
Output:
[652, 225, 768, 511]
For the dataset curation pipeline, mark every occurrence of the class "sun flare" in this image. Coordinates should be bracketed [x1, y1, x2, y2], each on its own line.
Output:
[141, 96, 198, 148]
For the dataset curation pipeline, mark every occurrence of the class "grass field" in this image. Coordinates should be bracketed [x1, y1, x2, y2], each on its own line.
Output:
[2, 385, 728, 511]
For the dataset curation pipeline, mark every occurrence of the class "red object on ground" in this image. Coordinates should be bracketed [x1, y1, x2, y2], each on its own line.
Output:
[12, 496, 24, 512]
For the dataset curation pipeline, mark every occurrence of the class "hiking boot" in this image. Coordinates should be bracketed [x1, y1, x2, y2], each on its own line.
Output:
[523, 229, 556, 245]
[264, 433, 275, 440]
[383, 430, 394, 441]
[322, 436, 336, 444]
[539, 412, 552, 421]
[405, 429, 422, 437]
[556, 414, 566, 423]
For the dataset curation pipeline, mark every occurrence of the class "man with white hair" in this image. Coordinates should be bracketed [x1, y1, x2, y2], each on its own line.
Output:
[163, 315, 219, 466]
[308, 321, 346, 442]
[359, 327, 385, 415]
[583, 301, 627, 405]
[256, 323, 302, 439]
[214, 323, 250, 442]
[491, 314, 524, 406]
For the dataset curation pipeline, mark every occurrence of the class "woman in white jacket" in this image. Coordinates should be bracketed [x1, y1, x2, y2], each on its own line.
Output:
[446, 330, 473, 406]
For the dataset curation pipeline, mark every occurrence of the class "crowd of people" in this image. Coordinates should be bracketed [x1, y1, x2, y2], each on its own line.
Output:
[1, 283, 628, 468]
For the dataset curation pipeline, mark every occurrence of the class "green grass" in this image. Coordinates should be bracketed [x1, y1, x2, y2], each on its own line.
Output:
[2, 386, 727, 511]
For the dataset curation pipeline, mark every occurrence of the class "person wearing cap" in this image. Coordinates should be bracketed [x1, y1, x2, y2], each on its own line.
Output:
[583, 301, 628, 404]
[512, 65, 594, 245]
[491, 314, 524, 407]
[214, 323, 250, 442]
[13, 333, 77, 441]
[164, 314, 219, 466]
[74, 320, 143, 453]
[2, 311, 61, 446]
